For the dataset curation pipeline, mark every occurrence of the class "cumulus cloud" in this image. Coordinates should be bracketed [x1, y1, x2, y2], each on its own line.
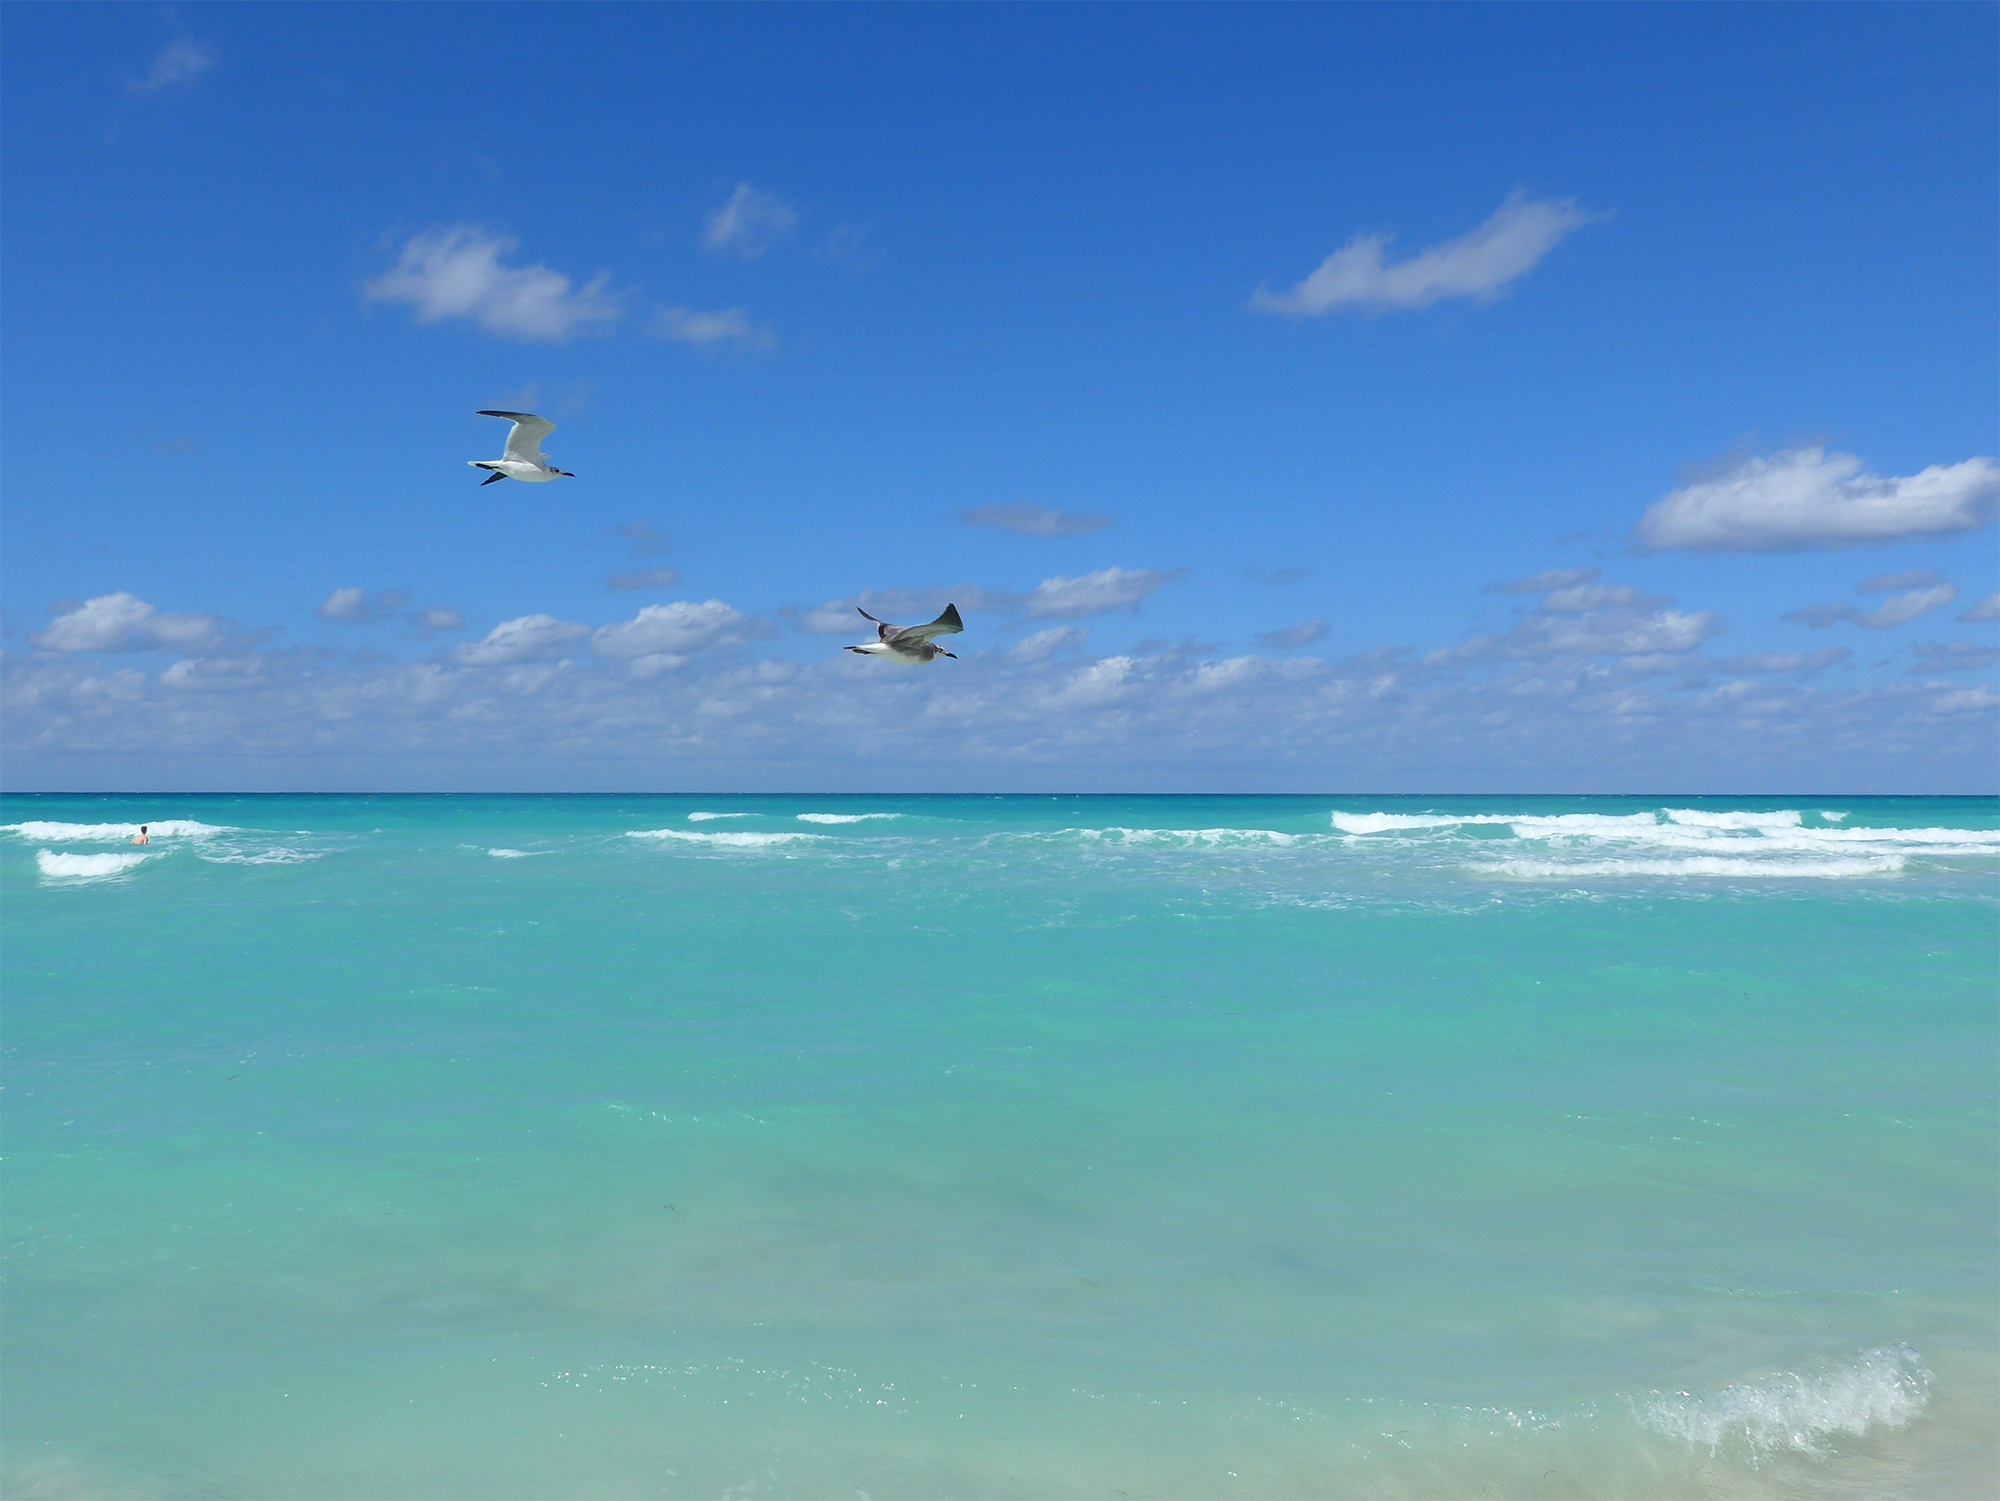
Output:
[1909, 641, 2000, 675]
[957, 502, 1111, 537]
[1959, 592, 2000, 623]
[703, 185, 798, 259]
[653, 306, 773, 349]
[1785, 582, 1957, 630]
[1024, 567, 1185, 620]
[606, 568, 684, 592]
[1634, 448, 2000, 552]
[316, 587, 409, 624]
[590, 600, 757, 675]
[364, 227, 621, 342]
[131, 37, 214, 92]
[32, 593, 225, 653]
[451, 615, 590, 666]
[1252, 191, 1600, 316]
[1433, 574, 1718, 666]
[1008, 627, 1089, 665]
[1255, 619, 1329, 650]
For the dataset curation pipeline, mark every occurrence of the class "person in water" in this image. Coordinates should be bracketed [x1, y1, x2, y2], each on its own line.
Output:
[131, 825, 149, 846]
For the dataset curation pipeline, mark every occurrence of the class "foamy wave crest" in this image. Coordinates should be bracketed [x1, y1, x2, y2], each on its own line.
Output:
[36, 850, 154, 881]
[487, 848, 544, 859]
[1820, 811, 1849, 823]
[1479, 855, 1905, 880]
[197, 847, 321, 865]
[627, 829, 825, 848]
[1332, 812, 1500, 834]
[686, 812, 752, 822]
[5, 819, 231, 842]
[1664, 809, 1802, 830]
[797, 813, 901, 825]
[1636, 1344, 1930, 1458]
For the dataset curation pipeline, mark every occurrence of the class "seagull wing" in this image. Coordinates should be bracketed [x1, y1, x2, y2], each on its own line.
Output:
[478, 410, 555, 464]
[856, 605, 904, 643]
[895, 603, 964, 644]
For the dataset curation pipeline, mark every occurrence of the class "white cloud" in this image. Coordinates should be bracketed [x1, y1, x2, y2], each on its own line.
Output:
[132, 37, 214, 93]
[1634, 448, 2000, 552]
[1252, 191, 1599, 316]
[1786, 582, 1957, 630]
[606, 568, 684, 592]
[1434, 581, 1718, 666]
[703, 185, 798, 259]
[1255, 619, 1329, 650]
[958, 502, 1110, 537]
[316, 587, 409, 624]
[652, 306, 773, 349]
[32, 593, 225, 653]
[1024, 568, 1185, 620]
[790, 587, 1016, 636]
[1859, 570, 1945, 592]
[451, 615, 590, 666]
[1491, 566, 1599, 595]
[1008, 627, 1089, 665]
[364, 228, 621, 342]
[1960, 593, 2000, 623]
[590, 601, 755, 667]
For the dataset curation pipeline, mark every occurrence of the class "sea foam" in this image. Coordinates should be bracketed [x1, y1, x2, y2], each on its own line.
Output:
[5, 819, 230, 842]
[627, 829, 825, 848]
[35, 850, 154, 881]
[1635, 1344, 1930, 1458]
[686, 812, 753, 822]
[796, 813, 901, 824]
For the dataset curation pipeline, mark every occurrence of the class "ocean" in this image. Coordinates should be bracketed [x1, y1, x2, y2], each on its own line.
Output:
[3, 794, 1995, 1498]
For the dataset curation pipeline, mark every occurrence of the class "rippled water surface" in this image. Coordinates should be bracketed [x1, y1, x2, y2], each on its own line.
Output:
[4, 795, 1996, 1497]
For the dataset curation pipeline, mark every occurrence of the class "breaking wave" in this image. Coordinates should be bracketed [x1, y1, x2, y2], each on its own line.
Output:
[1057, 827, 1305, 847]
[1635, 1344, 1930, 1458]
[685, 812, 753, 822]
[5, 819, 231, 842]
[627, 829, 826, 848]
[796, 813, 902, 824]
[35, 850, 154, 881]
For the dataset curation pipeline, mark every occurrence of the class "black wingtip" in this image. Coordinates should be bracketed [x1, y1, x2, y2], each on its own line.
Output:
[940, 603, 963, 629]
[480, 471, 506, 485]
[477, 409, 534, 420]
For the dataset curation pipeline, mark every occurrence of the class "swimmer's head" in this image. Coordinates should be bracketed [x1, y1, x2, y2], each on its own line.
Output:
[139, 825, 147, 833]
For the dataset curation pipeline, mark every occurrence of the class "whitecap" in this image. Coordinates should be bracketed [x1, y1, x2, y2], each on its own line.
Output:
[1635, 1344, 1929, 1457]
[197, 847, 321, 865]
[686, 812, 753, 822]
[487, 848, 542, 859]
[796, 813, 901, 825]
[1820, 810, 1849, 823]
[627, 829, 826, 848]
[1064, 827, 1302, 847]
[1332, 812, 1501, 834]
[1663, 809, 1802, 830]
[4, 819, 232, 842]
[36, 850, 154, 881]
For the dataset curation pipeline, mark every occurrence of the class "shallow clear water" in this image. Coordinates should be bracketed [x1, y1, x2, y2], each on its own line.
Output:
[4, 794, 1996, 1498]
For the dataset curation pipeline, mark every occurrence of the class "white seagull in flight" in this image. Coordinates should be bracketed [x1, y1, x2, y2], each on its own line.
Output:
[469, 411, 575, 485]
[844, 603, 964, 663]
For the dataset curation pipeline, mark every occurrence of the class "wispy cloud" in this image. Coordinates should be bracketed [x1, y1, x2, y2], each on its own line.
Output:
[1243, 564, 1309, 585]
[1785, 581, 1957, 631]
[606, 568, 684, 592]
[1489, 566, 1599, 595]
[957, 502, 1111, 537]
[789, 587, 1016, 636]
[608, 522, 671, 559]
[409, 607, 465, 637]
[1008, 627, 1090, 665]
[652, 305, 773, 349]
[1910, 641, 2000, 675]
[1254, 619, 1328, 650]
[130, 36, 214, 93]
[32, 593, 226, 653]
[365, 227, 621, 342]
[1634, 448, 2000, 552]
[1024, 568, 1186, 620]
[1431, 574, 1717, 666]
[315, 587, 409, 624]
[1253, 190, 1600, 316]
[1958, 592, 2000, 623]
[703, 185, 798, 259]
[451, 615, 591, 666]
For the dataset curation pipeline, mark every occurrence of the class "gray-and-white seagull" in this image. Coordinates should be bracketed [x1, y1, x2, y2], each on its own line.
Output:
[469, 411, 575, 485]
[845, 603, 964, 663]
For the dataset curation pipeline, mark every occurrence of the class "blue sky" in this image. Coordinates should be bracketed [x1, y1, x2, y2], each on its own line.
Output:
[3, 3, 1995, 791]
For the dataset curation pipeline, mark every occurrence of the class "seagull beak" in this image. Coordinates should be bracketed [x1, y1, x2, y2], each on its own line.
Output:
[943, 651, 958, 659]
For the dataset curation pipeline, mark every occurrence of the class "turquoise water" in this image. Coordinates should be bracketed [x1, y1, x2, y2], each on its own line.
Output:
[4, 795, 1995, 1498]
